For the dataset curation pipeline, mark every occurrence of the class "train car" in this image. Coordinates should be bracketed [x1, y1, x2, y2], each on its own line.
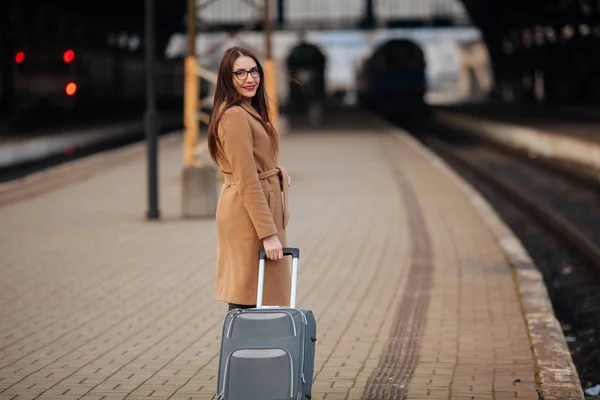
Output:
[11, 44, 185, 125]
[286, 43, 326, 103]
[285, 41, 327, 126]
[356, 39, 428, 119]
[12, 44, 80, 116]
[5, 1, 188, 129]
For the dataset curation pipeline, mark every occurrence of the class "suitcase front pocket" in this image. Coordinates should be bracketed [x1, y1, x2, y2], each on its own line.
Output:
[223, 348, 294, 399]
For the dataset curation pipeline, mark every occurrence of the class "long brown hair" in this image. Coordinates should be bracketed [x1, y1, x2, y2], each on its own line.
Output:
[207, 46, 278, 165]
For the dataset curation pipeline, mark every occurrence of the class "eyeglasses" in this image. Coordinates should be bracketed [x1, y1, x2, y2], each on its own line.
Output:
[233, 67, 261, 81]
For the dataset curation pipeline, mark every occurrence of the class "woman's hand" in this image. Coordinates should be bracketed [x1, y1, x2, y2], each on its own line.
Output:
[288, 175, 291, 187]
[263, 234, 283, 260]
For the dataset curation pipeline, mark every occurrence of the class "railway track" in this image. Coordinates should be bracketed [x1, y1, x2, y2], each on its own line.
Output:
[398, 117, 600, 393]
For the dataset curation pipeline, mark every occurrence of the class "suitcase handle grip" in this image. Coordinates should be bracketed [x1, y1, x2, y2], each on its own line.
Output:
[257, 247, 300, 309]
[259, 247, 299, 260]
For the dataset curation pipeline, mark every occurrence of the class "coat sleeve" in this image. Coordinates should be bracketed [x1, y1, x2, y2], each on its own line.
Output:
[219, 107, 278, 240]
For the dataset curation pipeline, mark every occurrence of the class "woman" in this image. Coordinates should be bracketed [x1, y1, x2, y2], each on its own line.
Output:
[207, 46, 292, 312]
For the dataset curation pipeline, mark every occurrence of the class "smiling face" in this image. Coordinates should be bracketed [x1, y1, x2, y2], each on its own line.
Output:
[232, 55, 261, 100]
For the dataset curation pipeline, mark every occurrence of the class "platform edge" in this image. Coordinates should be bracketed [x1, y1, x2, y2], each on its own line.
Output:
[434, 110, 600, 173]
[372, 115, 585, 400]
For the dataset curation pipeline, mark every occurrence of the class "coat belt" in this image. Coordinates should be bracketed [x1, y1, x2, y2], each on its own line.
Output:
[221, 167, 290, 228]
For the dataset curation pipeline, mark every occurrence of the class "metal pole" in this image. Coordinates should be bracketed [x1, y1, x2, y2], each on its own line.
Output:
[184, 0, 199, 167]
[276, 0, 284, 27]
[187, 0, 196, 58]
[363, 0, 375, 29]
[181, 0, 215, 219]
[263, 0, 280, 134]
[264, 0, 272, 59]
[145, 0, 160, 220]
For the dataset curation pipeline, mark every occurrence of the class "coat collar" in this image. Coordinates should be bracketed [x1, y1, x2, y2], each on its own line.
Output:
[239, 101, 263, 122]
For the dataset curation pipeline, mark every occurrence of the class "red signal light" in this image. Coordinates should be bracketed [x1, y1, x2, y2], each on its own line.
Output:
[15, 52, 24, 64]
[63, 50, 75, 63]
[65, 82, 77, 96]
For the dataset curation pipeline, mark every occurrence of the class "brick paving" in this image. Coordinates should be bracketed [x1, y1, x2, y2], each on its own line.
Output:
[0, 111, 558, 399]
[380, 132, 540, 400]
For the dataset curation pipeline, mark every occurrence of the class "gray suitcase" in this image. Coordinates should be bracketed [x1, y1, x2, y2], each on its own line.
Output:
[217, 248, 317, 400]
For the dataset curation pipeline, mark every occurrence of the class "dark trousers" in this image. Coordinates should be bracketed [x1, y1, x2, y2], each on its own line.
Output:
[228, 303, 256, 312]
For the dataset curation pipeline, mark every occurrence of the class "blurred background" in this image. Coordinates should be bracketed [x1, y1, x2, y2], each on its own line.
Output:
[0, 0, 516, 130]
[3, 0, 598, 135]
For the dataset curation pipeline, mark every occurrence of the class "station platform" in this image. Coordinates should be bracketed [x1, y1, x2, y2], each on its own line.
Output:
[0, 114, 182, 170]
[435, 104, 600, 173]
[438, 103, 600, 142]
[0, 111, 583, 400]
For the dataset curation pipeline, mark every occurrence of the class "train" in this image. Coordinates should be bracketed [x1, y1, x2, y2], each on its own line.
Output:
[285, 41, 327, 125]
[8, 43, 189, 127]
[0, 0, 194, 129]
[356, 39, 430, 120]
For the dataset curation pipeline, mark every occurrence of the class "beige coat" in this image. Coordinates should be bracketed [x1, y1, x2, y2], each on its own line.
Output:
[214, 101, 291, 306]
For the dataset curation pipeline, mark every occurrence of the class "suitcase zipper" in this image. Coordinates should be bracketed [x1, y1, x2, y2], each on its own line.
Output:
[226, 309, 298, 338]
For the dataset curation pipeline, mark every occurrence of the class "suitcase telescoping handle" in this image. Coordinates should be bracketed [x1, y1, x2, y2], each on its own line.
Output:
[257, 247, 300, 309]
